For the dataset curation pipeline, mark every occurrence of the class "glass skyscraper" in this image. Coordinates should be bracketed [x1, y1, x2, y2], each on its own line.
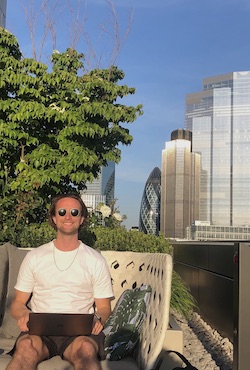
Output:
[139, 167, 161, 235]
[81, 161, 115, 210]
[186, 72, 250, 227]
[161, 129, 200, 239]
[0, 0, 6, 27]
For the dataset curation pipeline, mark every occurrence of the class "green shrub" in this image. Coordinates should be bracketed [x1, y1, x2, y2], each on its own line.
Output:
[19, 222, 56, 248]
[83, 226, 172, 253]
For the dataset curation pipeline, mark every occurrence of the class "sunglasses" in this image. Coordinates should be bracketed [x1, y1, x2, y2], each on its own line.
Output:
[57, 208, 81, 217]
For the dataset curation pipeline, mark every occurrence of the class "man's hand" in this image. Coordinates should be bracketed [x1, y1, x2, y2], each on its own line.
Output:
[17, 311, 30, 332]
[91, 316, 103, 335]
[93, 297, 111, 333]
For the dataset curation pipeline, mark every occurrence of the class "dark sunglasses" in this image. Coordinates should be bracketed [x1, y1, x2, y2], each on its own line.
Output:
[57, 208, 80, 217]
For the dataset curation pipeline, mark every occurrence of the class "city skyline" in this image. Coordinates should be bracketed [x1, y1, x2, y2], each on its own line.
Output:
[5, 0, 250, 229]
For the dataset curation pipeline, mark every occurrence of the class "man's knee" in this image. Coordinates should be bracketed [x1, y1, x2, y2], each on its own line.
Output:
[15, 336, 47, 361]
[17, 337, 37, 353]
[65, 337, 98, 361]
[78, 339, 98, 359]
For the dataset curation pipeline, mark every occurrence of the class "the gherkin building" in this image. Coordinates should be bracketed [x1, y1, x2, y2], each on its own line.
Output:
[139, 167, 161, 235]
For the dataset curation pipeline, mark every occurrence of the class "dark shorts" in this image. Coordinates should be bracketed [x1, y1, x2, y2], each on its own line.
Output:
[8, 331, 106, 360]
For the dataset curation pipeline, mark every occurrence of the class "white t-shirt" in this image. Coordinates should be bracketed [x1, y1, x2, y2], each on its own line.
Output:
[15, 241, 113, 314]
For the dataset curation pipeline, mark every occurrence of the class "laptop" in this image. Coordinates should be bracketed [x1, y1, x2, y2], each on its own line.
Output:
[28, 313, 94, 336]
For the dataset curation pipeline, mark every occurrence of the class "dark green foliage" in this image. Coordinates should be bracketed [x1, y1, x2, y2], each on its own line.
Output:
[86, 226, 172, 253]
[0, 191, 48, 246]
[171, 269, 197, 318]
[18, 222, 56, 249]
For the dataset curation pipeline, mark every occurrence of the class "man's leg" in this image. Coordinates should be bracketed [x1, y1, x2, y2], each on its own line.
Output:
[6, 334, 49, 370]
[63, 336, 101, 370]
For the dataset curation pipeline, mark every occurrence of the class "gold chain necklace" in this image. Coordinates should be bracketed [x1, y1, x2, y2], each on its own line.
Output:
[53, 245, 80, 271]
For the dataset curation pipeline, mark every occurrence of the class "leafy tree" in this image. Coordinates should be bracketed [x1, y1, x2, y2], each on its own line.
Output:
[0, 28, 142, 242]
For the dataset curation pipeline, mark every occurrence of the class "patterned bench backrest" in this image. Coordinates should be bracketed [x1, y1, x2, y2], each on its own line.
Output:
[101, 251, 173, 370]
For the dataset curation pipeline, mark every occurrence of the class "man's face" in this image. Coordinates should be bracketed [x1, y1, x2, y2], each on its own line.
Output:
[52, 197, 84, 235]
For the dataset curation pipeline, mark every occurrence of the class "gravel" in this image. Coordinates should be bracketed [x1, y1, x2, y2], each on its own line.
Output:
[172, 312, 233, 370]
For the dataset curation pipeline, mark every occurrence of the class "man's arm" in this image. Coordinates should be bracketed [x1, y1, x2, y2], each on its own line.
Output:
[92, 297, 111, 335]
[11, 290, 32, 332]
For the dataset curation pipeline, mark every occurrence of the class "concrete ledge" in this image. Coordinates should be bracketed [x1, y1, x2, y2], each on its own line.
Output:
[158, 315, 184, 370]
[164, 314, 183, 353]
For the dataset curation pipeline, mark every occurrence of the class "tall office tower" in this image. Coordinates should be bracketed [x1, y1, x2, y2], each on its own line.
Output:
[161, 129, 200, 239]
[81, 161, 115, 210]
[0, 0, 6, 27]
[186, 72, 250, 227]
[139, 167, 161, 235]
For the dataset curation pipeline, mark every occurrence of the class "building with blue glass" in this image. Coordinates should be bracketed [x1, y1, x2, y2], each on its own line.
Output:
[81, 161, 115, 210]
[186, 72, 250, 228]
[139, 167, 161, 235]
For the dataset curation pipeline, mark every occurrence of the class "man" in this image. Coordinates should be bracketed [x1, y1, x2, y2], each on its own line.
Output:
[7, 193, 113, 370]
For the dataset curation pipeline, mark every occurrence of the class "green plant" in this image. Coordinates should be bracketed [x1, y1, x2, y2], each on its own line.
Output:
[170, 269, 197, 318]
[19, 222, 56, 248]
[87, 226, 172, 253]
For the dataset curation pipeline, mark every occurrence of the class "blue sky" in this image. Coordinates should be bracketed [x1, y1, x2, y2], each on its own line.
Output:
[6, 0, 250, 229]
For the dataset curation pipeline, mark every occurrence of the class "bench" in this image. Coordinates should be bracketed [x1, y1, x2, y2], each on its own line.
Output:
[0, 242, 182, 370]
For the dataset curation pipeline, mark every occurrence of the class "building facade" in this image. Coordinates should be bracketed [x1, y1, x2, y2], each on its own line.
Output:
[81, 161, 115, 210]
[161, 129, 200, 239]
[186, 221, 250, 241]
[139, 167, 161, 235]
[0, 0, 6, 27]
[186, 72, 250, 227]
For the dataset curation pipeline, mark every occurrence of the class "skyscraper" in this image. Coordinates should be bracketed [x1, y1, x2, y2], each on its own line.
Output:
[161, 129, 200, 239]
[186, 72, 250, 227]
[0, 0, 6, 27]
[139, 167, 161, 235]
[81, 161, 115, 210]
